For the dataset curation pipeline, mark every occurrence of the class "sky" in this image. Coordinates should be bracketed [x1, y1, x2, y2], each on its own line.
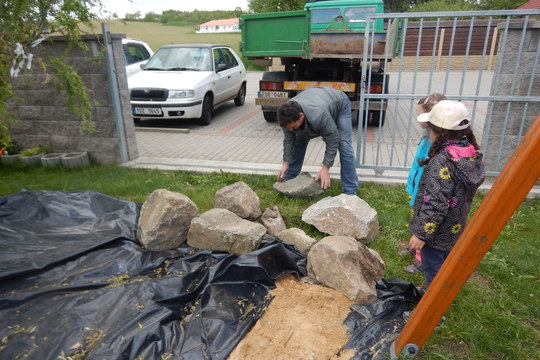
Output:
[100, 0, 250, 17]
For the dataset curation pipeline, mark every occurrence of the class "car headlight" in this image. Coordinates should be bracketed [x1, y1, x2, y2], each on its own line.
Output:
[169, 90, 194, 98]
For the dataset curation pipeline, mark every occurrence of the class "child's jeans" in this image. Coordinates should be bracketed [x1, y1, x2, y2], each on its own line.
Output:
[421, 245, 450, 288]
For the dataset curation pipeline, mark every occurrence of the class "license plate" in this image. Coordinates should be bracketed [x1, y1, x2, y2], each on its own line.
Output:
[133, 107, 162, 115]
[257, 91, 288, 98]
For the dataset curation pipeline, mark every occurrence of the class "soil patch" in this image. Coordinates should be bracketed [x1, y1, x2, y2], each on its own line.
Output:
[228, 274, 356, 360]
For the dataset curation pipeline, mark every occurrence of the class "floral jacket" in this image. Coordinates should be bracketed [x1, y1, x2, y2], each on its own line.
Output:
[408, 142, 485, 251]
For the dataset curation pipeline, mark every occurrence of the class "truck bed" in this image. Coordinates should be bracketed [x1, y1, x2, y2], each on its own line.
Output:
[240, 10, 391, 59]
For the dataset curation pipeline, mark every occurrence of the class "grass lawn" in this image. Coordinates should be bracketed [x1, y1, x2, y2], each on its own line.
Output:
[1, 163, 538, 359]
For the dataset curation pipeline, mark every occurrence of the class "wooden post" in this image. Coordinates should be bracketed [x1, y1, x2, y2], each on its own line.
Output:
[391, 113, 540, 358]
[488, 27, 498, 71]
[436, 29, 445, 70]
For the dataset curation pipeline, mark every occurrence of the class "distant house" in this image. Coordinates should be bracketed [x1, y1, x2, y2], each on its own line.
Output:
[197, 18, 240, 33]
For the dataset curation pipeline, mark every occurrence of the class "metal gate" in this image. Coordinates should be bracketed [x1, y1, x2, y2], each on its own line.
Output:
[357, 9, 540, 178]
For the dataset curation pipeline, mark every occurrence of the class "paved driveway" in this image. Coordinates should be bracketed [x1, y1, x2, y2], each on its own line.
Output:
[133, 72, 335, 178]
[131, 71, 491, 185]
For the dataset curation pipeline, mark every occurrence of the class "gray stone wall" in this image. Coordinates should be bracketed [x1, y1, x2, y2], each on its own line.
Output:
[7, 33, 138, 164]
[483, 20, 540, 172]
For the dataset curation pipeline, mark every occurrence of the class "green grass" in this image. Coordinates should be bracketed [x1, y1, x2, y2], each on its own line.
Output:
[86, 20, 264, 70]
[1, 162, 539, 359]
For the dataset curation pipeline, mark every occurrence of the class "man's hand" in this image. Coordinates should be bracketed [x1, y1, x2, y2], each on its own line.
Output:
[277, 162, 289, 182]
[314, 166, 331, 189]
[409, 234, 425, 251]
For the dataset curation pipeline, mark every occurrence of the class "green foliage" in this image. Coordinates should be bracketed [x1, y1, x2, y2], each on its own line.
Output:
[409, 0, 480, 12]
[384, 0, 431, 13]
[248, 0, 307, 13]
[20, 144, 47, 156]
[408, 0, 528, 12]
[49, 56, 96, 133]
[0, 0, 103, 149]
[124, 9, 246, 25]
[479, 0, 529, 10]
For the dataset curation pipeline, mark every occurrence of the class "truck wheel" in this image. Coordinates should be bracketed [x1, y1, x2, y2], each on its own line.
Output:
[200, 94, 213, 126]
[263, 111, 277, 122]
[234, 83, 246, 106]
[369, 110, 386, 127]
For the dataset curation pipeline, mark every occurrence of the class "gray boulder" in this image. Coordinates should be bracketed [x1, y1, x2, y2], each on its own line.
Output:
[273, 172, 324, 198]
[137, 189, 199, 251]
[302, 194, 379, 243]
[261, 206, 287, 237]
[276, 228, 317, 256]
[187, 208, 266, 255]
[214, 181, 262, 220]
[307, 236, 385, 304]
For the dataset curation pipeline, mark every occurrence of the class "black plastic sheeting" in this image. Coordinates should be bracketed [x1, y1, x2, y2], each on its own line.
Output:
[0, 189, 420, 360]
[341, 279, 422, 359]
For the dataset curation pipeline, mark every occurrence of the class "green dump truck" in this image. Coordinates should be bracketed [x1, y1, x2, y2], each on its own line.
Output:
[240, 0, 394, 126]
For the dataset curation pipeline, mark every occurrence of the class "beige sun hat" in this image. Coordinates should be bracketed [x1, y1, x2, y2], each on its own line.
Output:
[417, 100, 470, 130]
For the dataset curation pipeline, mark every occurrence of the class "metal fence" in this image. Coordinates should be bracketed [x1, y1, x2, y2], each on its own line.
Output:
[357, 9, 540, 178]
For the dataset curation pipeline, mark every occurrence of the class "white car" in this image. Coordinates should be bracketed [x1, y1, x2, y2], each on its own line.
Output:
[122, 38, 154, 78]
[128, 44, 247, 125]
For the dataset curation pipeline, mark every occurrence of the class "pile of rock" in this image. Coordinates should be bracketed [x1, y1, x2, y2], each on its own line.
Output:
[137, 179, 384, 304]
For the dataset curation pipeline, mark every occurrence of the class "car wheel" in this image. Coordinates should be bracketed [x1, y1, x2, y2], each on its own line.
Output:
[200, 94, 213, 126]
[263, 111, 277, 122]
[234, 83, 246, 106]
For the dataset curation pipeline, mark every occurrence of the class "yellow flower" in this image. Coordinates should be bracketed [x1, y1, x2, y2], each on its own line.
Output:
[439, 167, 451, 179]
[424, 222, 436, 234]
[452, 224, 462, 234]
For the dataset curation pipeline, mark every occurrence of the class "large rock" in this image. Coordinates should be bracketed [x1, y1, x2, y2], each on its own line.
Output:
[273, 172, 324, 198]
[214, 181, 261, 220]
[302, 194, 379, 243]
[137, 189, 199, 251]
[307, 236, 385, 304]
[261, 206, 287, 237]
[276, 228, 317, 256]
[187, 208, 266, 255]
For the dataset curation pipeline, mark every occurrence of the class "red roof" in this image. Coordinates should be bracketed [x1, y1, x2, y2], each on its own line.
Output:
[199, 18, 239, 27]
[518, 0, 540, 9]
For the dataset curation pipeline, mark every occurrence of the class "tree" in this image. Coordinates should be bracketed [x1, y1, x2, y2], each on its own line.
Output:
[407, 0, 528, 12]
[0, 0, 106, 148]
[248, 0, 306, 13]
[384, 1, 430, 13]
[408, 0, 480, 12]
[479, 0, 528, 10]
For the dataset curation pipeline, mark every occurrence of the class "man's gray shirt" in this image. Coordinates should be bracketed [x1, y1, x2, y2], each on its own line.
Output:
[282, 87, 347, 168]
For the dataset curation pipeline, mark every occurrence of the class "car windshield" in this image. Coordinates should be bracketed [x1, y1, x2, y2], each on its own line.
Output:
[145, 47, 212, 71]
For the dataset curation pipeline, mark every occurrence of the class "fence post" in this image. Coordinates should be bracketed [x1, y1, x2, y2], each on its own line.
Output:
[391, 113, 540, 359]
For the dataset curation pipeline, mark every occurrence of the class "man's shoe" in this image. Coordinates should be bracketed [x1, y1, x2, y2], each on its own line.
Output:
[404, 262, 423, 274]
